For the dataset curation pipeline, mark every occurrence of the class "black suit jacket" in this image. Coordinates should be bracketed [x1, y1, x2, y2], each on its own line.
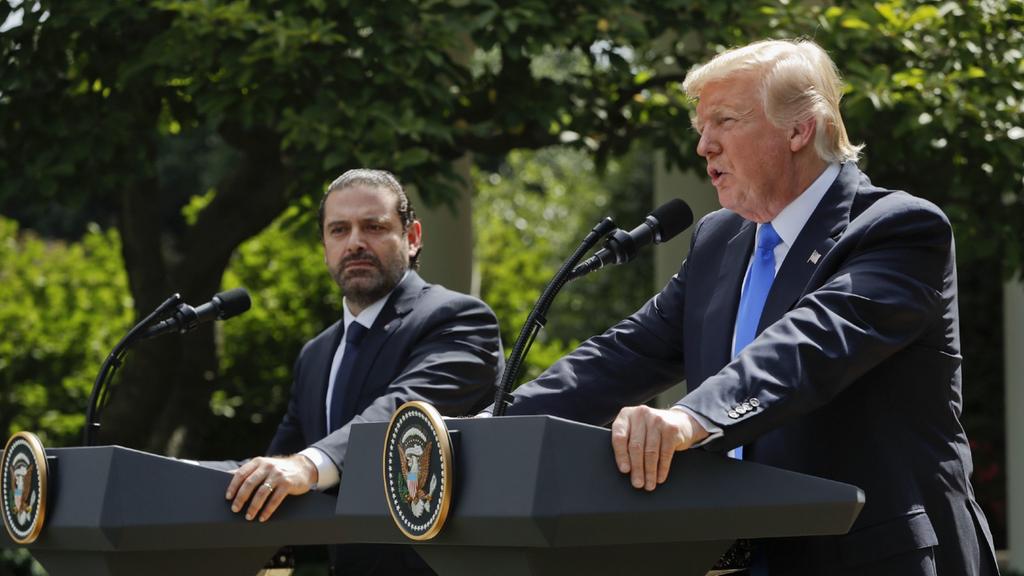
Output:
[268, 271, 502, 471]
[504, 164, 998, 575]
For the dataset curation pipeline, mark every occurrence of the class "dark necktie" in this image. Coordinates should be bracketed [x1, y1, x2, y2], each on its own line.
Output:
[328, 322, 369, 434]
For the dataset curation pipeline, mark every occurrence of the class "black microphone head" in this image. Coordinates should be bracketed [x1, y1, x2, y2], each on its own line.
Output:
[650, 198, 694, 243]
[213, 288, 252, 320]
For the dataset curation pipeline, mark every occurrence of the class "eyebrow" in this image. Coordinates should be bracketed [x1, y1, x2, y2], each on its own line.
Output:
[692, 104, 754, 133]
[326, 214, 393, 227]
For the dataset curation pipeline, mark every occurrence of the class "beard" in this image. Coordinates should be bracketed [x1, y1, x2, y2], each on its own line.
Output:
[331, 249, 407, 309]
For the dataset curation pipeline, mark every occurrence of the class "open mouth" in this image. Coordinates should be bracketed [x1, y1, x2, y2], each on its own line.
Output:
[708, 167, 725, 185]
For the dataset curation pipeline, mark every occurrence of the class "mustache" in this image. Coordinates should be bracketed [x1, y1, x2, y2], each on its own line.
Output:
[340, 250, 382, 269]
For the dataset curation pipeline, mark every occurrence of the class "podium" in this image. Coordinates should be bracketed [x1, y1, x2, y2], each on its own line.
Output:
[334, 416, 864, 576]
[3, 416, 863, 576]
[0, 446, 338, 576]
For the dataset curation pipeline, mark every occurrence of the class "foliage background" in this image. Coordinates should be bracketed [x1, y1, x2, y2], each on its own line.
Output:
[2, 0, 1022, 573]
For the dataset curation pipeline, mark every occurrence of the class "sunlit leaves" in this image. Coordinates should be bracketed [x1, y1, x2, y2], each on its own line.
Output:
[0, 218, 133, 445]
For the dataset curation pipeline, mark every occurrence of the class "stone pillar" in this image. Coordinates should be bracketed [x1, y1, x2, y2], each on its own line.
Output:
[652, 153, 719, 407]
[410, 156, 475, 295]
[1006, 278, 1024, 571]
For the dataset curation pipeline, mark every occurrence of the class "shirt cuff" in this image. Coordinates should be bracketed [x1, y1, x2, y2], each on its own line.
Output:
[299, 447, 340, 490]
[670, 404, 723, 447]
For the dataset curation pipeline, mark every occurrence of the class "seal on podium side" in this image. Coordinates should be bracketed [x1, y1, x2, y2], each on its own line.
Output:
[2, 431, 49, 544]
[382, 401, 453, 541]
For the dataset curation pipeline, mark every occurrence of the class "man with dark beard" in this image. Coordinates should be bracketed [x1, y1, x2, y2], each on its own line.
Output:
[226, 169, 502, 575]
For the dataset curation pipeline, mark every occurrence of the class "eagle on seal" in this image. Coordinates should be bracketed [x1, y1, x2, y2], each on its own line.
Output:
[400, 441, 432, 505]
[11, 462, 34, 515]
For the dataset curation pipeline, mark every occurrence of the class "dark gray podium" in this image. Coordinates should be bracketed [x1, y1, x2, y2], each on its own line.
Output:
[334, 415, 865, 576]
[0, 446, 337, 576]
[3, 416, 864, 576]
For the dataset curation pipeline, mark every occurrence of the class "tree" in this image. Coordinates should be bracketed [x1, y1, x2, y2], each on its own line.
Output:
[0, 0, 704, 454]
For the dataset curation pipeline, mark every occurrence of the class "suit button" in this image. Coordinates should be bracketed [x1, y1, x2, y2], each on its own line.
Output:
[741, 402, 752, 412]
[749, 398, 760, 407]
[735, 405, 747, 415]
[728, 410, 739, 419]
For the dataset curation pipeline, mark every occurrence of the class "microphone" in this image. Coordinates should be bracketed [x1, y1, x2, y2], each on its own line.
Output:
[570, 198, 694, 279]
[140, 288, 252, 340]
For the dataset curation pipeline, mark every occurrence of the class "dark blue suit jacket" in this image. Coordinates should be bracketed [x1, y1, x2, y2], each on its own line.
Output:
[268, 271, 502, 471]
[267, 271, 502, 575]
[504, 164, 998, 575]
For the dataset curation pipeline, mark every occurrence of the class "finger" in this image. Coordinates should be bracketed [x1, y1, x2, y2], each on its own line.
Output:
[232, 464, 269, 513]
[627, 409, 647, 489]
[610, 410, 633, 473]
[226, 459, 259, 499]
[259, 487, 290, 522]
[656, 421, 677, 485]
[643, 415, 665, 491]
[245, 479, 275, 521]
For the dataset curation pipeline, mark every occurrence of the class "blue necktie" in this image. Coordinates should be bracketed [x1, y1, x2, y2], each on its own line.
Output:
[734, 223, 782, 357]
[328, 322, 369, 433]
[730, 223, 782, 461]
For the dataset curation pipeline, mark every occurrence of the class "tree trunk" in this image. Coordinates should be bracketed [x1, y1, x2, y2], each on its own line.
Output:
[100, 131, 293, 458]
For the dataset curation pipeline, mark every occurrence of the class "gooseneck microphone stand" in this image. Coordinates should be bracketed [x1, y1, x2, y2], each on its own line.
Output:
[83, 293, 183, 446]
[492, 217, 618, 416]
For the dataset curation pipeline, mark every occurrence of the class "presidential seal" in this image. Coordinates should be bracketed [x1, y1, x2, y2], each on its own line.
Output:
[383, 401, 453, 541]
[2, 432, 48, 544]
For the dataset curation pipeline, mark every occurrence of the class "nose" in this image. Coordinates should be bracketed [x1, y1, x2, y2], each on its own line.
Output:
[697, 127, 718, 158]
[346, 227, 368, 251]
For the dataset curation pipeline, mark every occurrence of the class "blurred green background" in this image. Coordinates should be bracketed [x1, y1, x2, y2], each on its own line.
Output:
[2, 0, 1021, 573]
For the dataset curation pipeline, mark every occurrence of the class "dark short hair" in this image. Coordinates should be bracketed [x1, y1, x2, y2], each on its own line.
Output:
[318, 168, 420, 268]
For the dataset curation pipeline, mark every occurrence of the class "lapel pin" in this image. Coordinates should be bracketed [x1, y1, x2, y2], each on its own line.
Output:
[808, 250, 821, 264]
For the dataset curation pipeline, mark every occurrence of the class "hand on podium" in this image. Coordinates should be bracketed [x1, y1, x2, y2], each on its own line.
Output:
[226, 454, 319, 522]
[610, 405, 708, 492]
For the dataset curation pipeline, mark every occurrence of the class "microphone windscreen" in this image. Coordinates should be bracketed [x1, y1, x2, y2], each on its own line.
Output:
[215, 288, 252, 319]
[651, 198, 694, 241]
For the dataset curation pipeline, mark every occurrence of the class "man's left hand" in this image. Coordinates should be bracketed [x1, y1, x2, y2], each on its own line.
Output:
[226, 454, 318, 522]
[610, 405, 709, 491]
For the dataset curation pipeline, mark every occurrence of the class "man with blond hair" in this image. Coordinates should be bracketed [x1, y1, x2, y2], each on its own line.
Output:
[500, 39, 998, 575]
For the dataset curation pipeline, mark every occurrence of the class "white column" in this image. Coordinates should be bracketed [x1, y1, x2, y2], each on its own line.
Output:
[1006, 278, 1024, 571]
[652, 153, 719, 407]
[410, 156, 475, 295]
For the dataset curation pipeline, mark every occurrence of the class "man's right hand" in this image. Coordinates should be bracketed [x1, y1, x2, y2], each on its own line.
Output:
[225, 454, 319, 522]
[610, 405, 708, 492]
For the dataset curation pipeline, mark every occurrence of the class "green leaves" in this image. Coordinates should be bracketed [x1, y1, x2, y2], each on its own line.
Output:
[0, 219, 133, 445]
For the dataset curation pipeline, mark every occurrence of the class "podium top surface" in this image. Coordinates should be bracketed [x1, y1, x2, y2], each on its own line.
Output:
[335, 415, 864, 547]
[1, 416, 864, 552]
[1, 445, 337, 551]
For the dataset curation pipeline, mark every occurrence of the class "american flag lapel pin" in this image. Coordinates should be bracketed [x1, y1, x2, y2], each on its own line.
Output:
[808, 250, 821, 264]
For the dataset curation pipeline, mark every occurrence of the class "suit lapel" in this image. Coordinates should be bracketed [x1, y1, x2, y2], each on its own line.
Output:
[759, 164, 858, 330]
[314, 320, 344, 437]
[345, 271, 426, 409]
[700, 219, 755, 378]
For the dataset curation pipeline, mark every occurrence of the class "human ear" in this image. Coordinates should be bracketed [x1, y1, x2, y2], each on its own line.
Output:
[789, 117, 816, 153]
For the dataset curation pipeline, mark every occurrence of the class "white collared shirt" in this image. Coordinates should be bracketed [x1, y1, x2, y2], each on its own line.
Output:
[730, 162, 841, 353]
[300, 270, 410, 489]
